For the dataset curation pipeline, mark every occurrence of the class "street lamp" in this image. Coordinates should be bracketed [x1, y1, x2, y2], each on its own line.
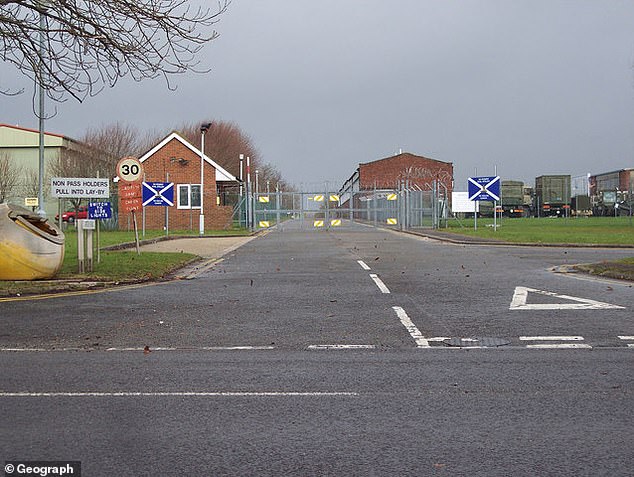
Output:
[37, 5, 47, 217]
[199, 122, 211, 235]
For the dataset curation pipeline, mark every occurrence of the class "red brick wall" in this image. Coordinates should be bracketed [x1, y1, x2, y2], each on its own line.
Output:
[118, 137, 233, 231]
[359, 153, 453, 193]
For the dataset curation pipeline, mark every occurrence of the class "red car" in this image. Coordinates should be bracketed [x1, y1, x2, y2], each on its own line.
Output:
[56, 205, 89, 223]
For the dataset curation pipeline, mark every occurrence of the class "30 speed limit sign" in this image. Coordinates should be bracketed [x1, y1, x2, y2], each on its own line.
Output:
[116, 156, 143, 183]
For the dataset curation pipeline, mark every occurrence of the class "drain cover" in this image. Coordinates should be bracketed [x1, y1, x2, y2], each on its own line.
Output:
[443, 337, 511, 348]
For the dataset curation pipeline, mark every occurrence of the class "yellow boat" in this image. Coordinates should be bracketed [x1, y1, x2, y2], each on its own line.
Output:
[0, 203, 65, 280]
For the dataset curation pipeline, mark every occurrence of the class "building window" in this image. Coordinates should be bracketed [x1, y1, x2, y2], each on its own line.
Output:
[177, 184, 201, 209]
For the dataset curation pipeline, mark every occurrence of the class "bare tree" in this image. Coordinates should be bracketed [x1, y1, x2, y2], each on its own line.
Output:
[0, 152, 21, 202]
[0, 0, 230, 102]
[258, 162, 290, 192]
[178, 120, 261, 179]
[22, 168, 40, 198]
[80, 122, 143, 171]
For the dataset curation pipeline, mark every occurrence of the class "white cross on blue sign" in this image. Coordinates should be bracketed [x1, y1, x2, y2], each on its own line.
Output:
[142, 182, 174, 207]
[468, 176, 500, 202]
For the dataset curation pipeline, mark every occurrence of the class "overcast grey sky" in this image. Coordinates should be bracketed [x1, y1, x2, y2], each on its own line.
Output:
[3, 1, 634, 190]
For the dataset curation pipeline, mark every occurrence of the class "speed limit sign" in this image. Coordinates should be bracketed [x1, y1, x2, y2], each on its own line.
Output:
[116, 156, 143, 183]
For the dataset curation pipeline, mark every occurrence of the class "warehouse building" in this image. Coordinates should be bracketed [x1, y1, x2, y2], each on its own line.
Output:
[339, 151, 453, 197]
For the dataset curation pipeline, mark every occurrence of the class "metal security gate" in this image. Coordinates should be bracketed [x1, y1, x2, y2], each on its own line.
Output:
[234, 182, 448, 232]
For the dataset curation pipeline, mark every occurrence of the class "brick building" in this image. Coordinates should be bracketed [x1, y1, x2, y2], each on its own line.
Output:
[340, 151, 453, 195]
[118, 131, 238, 230]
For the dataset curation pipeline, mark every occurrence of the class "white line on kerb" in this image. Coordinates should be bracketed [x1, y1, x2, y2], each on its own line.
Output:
[618, 336, 634, 340]
[0, 391, 358, 398]
[392, 306, 430, 348]
[369, 274, 390, 294]
[357, 260, 371, 271]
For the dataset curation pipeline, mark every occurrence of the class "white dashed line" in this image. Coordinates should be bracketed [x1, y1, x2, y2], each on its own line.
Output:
[519, 336, 585, 341]
[307, 345, 376, 350]
[0, 392, 358, 398]
[357, 260, 371, 270]
[525, 344, 593, 349]
[369, 274, 390, 294]
[392, 306, 430, 348]
[618, 336, 634, 348]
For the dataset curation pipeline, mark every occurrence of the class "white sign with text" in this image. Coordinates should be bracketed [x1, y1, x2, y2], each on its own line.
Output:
[51, 178, 110, 199]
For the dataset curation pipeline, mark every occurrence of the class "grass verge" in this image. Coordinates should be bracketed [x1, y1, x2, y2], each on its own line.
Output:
[444, 216, 634, 245]
[0, 228, 250, 297]
[575, 257, 634, 281]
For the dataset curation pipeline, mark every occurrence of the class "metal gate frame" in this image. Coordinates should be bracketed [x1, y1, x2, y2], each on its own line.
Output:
[234, 181, 447, 232]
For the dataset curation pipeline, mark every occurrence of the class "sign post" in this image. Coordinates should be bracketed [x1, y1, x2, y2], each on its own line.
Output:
[89, 201, 112, 264]
[51, 177, 110, 272]
[116, 157, 144, 255]
[468, 176, 501, 231]
[142, 181, 174, 235]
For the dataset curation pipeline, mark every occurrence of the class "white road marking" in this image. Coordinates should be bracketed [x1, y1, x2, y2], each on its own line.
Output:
[357, 260, 371, 270]
[392, 306, 430, 348]
[618, 337, 634, 348]
[369, 274, 390, 294]
[108, 346, 277, 351]
[0, 391, 358, 398]
[526, 344, 593, 349]
[519, 336, 585, 341]
[0, 348, 48, 352]
[510, 286, 625, 310]
[307, 345, 376, 350]
[0, 347, 277, 352]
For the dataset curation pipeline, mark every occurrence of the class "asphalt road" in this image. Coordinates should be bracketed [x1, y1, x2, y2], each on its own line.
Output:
[1, 222, 633, 476]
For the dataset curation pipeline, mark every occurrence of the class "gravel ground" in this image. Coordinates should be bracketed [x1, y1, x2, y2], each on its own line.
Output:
[138, 236, 256, 258]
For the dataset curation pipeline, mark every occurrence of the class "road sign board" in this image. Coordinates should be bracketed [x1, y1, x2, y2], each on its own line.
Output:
[468, 176, 500, 201]
[120, 182, 142, 213]
[142, 182, 174, 207]
[116, 156, 143, 183]
[88, 201, 112, 219]
[51, 177, 110, 199]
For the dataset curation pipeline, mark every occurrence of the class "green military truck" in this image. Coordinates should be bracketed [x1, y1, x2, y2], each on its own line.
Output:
[534, 175, 571, 217]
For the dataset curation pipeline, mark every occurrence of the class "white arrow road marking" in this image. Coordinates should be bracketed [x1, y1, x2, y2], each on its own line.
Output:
[509, 287, 625, 310]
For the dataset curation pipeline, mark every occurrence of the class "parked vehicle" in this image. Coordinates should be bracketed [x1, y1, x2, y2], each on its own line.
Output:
[589, 169, 634, 216]
[500, 180, 525, 217]
[534, 175, 571, 217]
[56, 205, 88, 223]
[478, 180, 526, 218]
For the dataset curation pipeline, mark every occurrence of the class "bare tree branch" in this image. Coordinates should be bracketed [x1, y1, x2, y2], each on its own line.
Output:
[1, 0, 229, 102]
[0, 152, 22, 202]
